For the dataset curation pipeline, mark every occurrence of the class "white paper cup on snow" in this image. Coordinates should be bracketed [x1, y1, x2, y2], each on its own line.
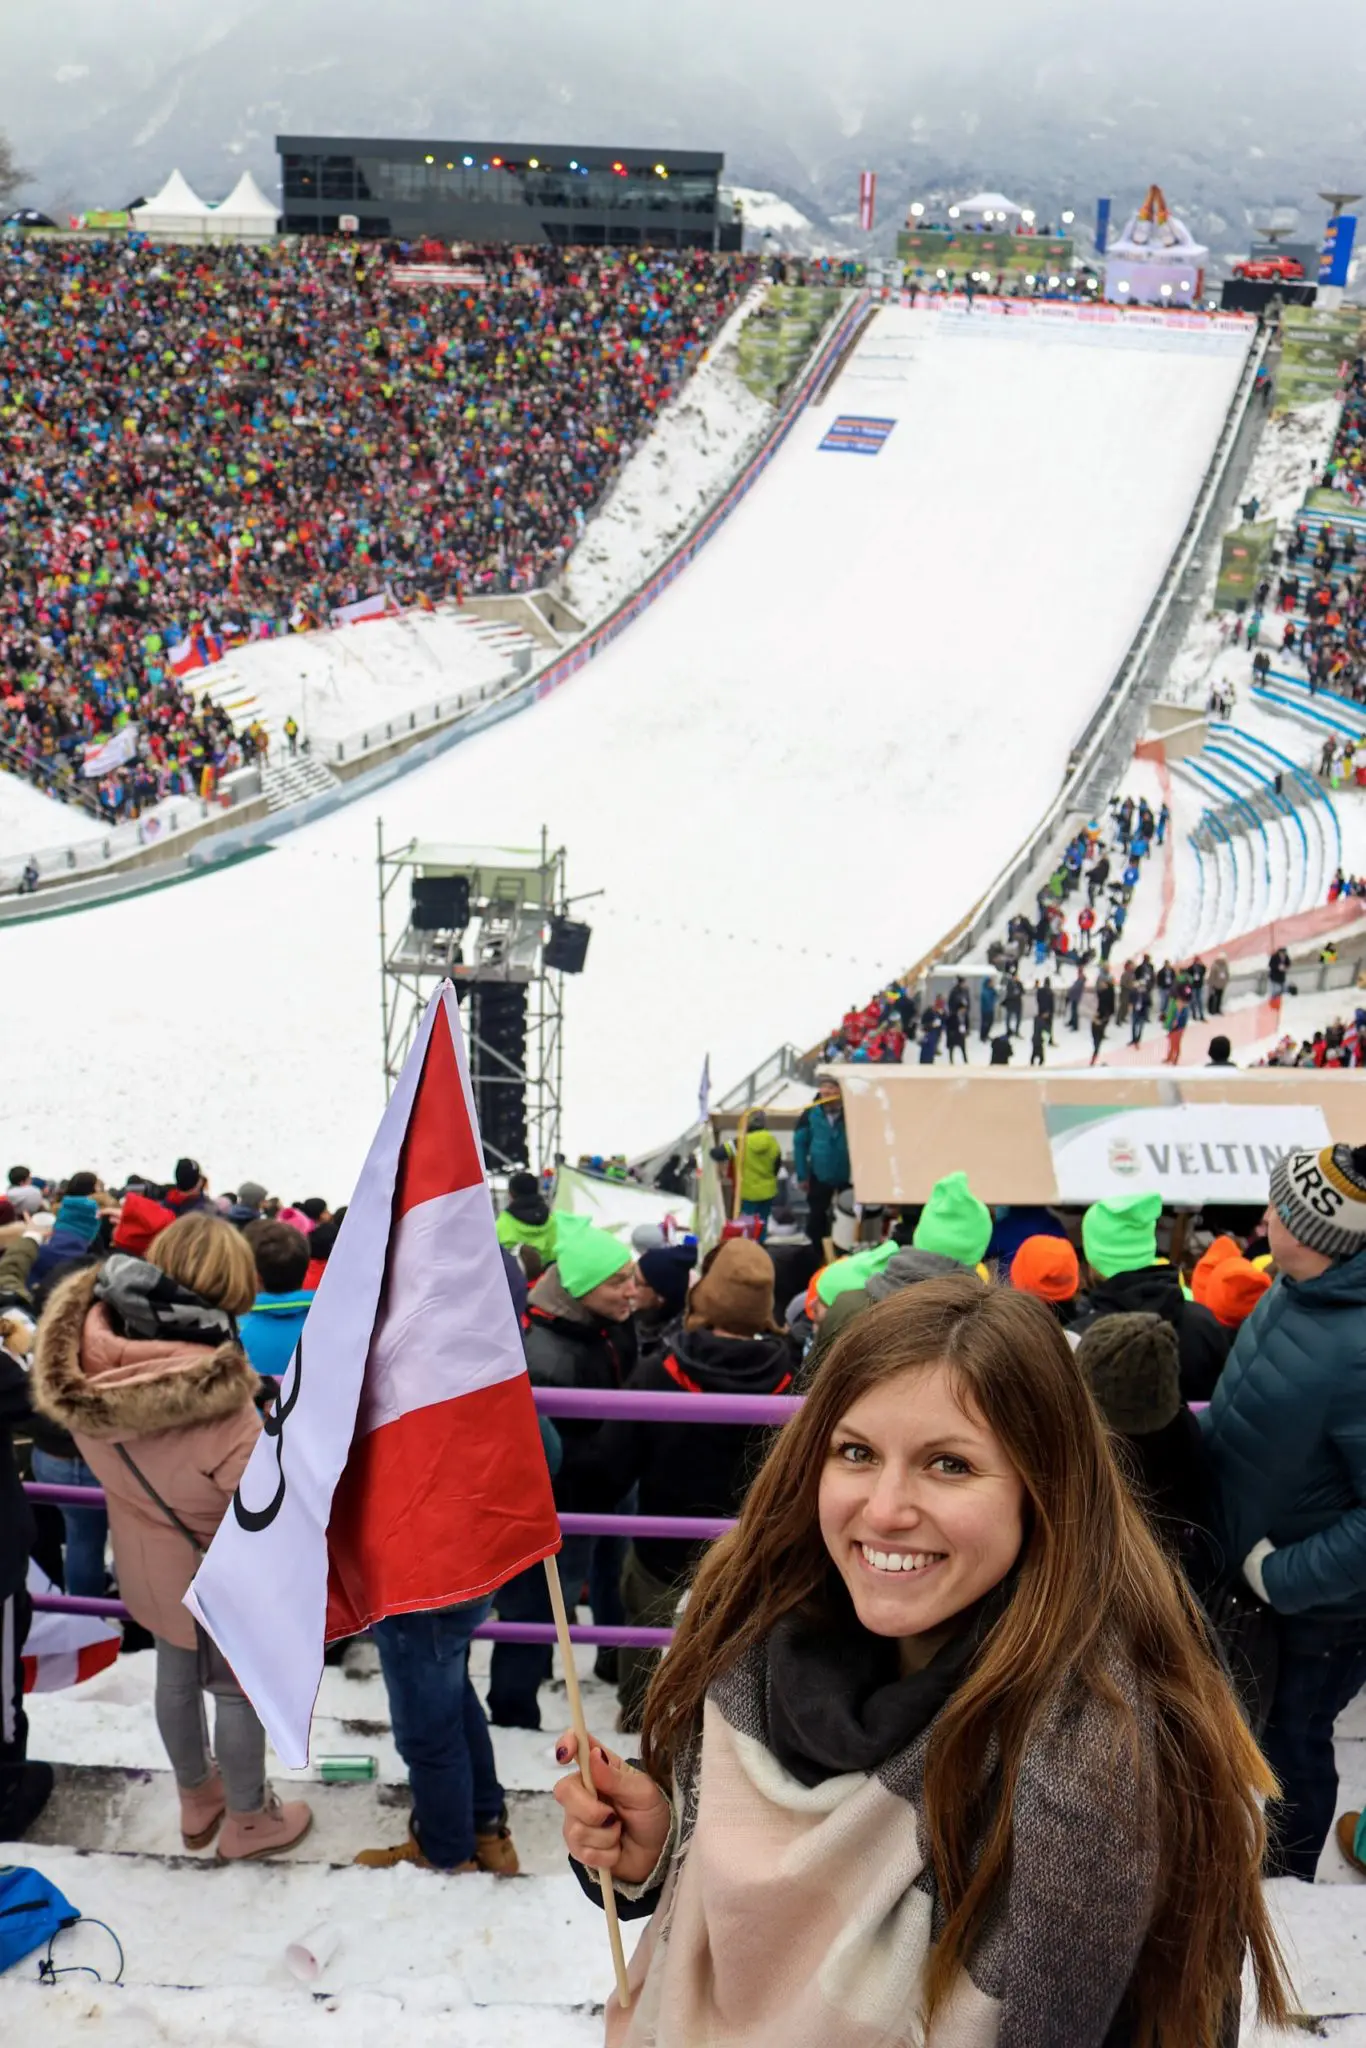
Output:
[286, 1924, 340, 1983]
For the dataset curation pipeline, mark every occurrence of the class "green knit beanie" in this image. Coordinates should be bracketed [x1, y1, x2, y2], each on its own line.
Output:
[1082, 1193, 1162, 1280]
[816, 1249, 881, 1307]
[554, 1216, 632, 1299]
[912, 1172, 992, 1268]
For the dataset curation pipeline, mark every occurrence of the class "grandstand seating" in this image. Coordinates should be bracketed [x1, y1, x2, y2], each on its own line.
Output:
[1175, 721, 1338, 949]
[1253, 676, 1366, 740]
[0, 238, 755, 823]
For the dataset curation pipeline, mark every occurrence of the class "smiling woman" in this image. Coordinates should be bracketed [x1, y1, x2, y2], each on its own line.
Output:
[556, 1275, 1292, 2048]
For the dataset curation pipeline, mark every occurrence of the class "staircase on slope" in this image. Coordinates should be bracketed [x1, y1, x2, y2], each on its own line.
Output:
[261, 754, 342, 813]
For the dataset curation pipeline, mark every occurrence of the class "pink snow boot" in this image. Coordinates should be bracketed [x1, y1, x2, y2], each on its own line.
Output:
[217, 1788, 313, 1861]
[179, 1769, 226, 1850]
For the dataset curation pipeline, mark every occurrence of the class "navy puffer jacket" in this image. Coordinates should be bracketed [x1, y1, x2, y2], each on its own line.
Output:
[1201, 1246, 1366, 1618]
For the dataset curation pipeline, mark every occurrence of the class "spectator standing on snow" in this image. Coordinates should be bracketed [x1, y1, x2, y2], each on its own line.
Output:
[1091, 970, 1116, 1065]
[32, 1214, 313, 1858]
[1268, 946, 1291, 1001]
[1066, 967, 1087, 1033]
[1202, 1145, 1366, 1882]
[944, 1000, 969, 1066]
[1035, 978, 1055, 1046]
[793, 1082, 851, 1252]
[1130, 982, 1151, 1047]
[1163, 990, 1192, 1067]
[1002, 970, 1024, 1038]
[736, 1112, 783, 1228]
[495, 1172, 559, 1265]
[1208, 953, 1231, 1016]
[978, 975, 997, 1043]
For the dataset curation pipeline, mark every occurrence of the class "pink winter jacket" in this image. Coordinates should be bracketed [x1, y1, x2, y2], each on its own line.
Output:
[32, 1265, 261, 1650]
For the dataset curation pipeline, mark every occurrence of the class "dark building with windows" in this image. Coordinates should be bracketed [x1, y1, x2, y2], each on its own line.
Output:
[277, 137, 738, 249]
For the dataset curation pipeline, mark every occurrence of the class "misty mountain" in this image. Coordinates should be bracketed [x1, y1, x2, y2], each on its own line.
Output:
[6, 0, 1366, 256]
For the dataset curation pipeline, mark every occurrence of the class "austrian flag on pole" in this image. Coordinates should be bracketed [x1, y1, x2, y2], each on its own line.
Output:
[184, 982, 560, 1767]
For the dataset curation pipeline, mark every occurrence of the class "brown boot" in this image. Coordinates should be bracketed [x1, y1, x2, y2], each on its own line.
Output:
[1336, 1810, 1366, 1876]
[474, 1808, 520, 1876]
[217, 1788, 313, 1861]
[179, 1769, 226, 1850]
[355, 1826, 476, 1873]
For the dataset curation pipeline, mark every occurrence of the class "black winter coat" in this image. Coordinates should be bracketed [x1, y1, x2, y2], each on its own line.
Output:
[523, 1270, 638, 1478]
[1074, 1264, 1232, 1403]
[0, 1350, 35, 1602]
[558, 1327, 795, 1583]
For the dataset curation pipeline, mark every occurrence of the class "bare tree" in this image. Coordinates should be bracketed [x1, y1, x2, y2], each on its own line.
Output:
[0, 131, 30, 210]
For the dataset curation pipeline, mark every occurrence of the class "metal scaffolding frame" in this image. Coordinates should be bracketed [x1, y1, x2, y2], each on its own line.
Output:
[376, 820, 566, 1171]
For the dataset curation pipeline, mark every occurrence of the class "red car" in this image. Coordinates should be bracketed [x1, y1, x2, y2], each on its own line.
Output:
[1234, 254, 1305, 282]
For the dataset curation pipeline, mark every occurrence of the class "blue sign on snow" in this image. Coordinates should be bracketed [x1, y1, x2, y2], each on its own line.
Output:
[820, 415, 896, 455]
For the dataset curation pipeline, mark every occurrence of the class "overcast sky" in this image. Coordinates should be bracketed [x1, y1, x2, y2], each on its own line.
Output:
[4, 1, 1366, 220]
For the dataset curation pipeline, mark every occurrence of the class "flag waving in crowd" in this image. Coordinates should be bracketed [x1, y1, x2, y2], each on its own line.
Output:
[186, 982, 560, 1767]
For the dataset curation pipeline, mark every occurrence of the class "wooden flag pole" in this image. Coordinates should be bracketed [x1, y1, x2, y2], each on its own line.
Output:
[544, 1552, 633, 2009]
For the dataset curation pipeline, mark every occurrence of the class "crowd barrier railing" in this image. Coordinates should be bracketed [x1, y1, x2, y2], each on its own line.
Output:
[23, 1384, 802, 1649]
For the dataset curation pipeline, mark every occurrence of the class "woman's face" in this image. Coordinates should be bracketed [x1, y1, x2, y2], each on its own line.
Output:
[818, 1362, 1027, 1640]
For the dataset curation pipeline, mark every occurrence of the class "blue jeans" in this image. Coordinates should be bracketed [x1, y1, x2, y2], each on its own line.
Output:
[1261, 1613, 1366, 1881]
[370, 1598, 503, 1870]
[31, 1448, 108, 1598]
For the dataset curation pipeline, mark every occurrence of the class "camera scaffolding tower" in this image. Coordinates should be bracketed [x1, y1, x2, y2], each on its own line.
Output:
[376, 820, 567, 1172]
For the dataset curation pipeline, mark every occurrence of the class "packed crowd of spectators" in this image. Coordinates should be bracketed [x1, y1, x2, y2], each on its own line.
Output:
[0, 237, 755, 818]
[7, 1135, 1366, 1896]
[1257, 1007, 1366, 1067]
[1253, 355, 1366, 706]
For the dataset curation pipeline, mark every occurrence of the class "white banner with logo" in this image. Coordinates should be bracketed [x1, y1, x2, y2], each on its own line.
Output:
[1045, 1102, 1331, 1203]
[81, 726, 139, 777]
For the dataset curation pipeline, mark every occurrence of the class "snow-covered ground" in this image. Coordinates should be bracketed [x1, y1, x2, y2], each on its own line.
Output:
[0, 767, 107, 854]
[554, 287, 774, 623]
[191, 608, 530, 765]
[8, 1634, 1362, 2042]
[0, 307, 1253, 1191]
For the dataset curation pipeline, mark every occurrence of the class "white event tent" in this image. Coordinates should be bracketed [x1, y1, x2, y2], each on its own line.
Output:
[130, 169, 213, 240]
[131, 167, 279, 241]
[951, 191, 1025, 227]
[210, 170, 279, 241]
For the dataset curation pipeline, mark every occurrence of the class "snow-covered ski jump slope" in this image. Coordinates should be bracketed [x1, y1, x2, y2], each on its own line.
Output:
[10, 307, 1249, 1187]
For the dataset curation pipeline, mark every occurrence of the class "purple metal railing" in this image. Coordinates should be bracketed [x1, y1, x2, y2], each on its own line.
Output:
[23, 1383, 790, 1645]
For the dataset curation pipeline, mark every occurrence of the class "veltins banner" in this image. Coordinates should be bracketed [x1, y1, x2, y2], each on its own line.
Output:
[1045, 1103, 1331, 1203]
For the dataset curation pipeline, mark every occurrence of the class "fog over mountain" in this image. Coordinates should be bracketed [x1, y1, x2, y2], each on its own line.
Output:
[5, 0, 1366, 253]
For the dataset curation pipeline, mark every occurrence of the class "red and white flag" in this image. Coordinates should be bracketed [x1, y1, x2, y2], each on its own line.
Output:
[859, 170, 877, 234]
[22, 1562, 121, 1694]
[329, 590, 392, 629]
[167, 634, 206, 678]
[184, 983, 560, 1765]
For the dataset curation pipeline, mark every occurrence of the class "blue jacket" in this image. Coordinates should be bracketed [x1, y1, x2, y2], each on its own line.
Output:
[1201, 1247, 1366, 1618]
[239, 1289, 315, 1380]
[793, 1103, 851, 1187]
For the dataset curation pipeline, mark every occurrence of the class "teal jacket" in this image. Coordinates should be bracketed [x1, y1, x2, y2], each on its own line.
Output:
[239, 1289, 314, 1381]
[1201, 1247, 1366, 1617]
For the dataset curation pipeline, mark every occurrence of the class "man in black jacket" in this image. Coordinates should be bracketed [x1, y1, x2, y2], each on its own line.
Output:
[0, 1302, 54, 1840]
[488, 1220, 638, 1728]
[1072, 1193, 1232, 1401]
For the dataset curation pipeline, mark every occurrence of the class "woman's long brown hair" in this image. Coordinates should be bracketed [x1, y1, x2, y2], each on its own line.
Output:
[640, 1274, 1290, 2046]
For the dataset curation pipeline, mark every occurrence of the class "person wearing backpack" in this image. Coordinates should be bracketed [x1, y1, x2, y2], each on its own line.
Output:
[32, 1213, 313, 1860]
